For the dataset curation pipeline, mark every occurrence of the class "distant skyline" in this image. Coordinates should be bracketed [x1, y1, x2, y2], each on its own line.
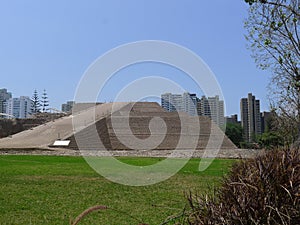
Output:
[0, 1, 271, 117]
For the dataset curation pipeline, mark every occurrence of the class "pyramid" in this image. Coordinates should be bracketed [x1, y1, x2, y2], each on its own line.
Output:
[66, 102, 237, 151]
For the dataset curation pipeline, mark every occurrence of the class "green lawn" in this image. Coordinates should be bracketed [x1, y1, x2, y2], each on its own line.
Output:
[0, 155, 235, 225]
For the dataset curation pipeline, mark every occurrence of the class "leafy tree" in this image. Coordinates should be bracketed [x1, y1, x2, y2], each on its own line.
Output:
[257, 131, 285, 148]
[244, 0, 300, 146]
[225, 123, 244, 147]
[31, 89, 41, 114]
[41, 89, 49, 112]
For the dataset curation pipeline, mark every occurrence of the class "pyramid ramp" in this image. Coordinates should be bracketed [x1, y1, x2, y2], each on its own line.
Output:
[0, 102, 128, 149]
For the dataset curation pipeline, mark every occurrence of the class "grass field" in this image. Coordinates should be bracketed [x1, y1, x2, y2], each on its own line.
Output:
[0, 155, 235, 225]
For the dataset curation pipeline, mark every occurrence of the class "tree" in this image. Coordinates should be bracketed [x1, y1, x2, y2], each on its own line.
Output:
[268, 111, 298, 145]
[225, 123, 244, 147]
[257, 131, 285, 148]
[244, 0, 300, 146]
[31, 89, 41, 114]
[41, 89, 49, 112]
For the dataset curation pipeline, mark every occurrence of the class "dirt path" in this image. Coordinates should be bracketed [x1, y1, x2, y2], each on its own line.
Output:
[0, 148, 262, 158]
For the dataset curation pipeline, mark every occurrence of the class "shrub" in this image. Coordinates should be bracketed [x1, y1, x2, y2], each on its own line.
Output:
[187, 148, 300, 225]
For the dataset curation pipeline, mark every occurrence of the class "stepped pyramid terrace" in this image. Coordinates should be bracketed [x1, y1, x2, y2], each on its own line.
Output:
[0, 102, 258, 158]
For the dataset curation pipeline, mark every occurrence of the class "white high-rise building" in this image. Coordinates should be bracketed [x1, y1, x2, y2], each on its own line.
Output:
[0, 88, 12, 115]
[208, 95, 225, 128]
[5, 96, 32, 118]
[161, 93, 225, 127]
[161, 92, 197, 116]
[198, 95, 225, 127]
[183, 93, 197, 116]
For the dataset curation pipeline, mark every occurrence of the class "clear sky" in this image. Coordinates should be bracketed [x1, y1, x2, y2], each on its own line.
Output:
[0, 0, 271, 117]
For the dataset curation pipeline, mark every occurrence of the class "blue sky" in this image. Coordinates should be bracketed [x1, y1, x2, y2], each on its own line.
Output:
[0, 0, 270, 117]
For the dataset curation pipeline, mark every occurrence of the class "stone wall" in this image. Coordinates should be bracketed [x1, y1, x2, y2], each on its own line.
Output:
[0, 113, 65, 138]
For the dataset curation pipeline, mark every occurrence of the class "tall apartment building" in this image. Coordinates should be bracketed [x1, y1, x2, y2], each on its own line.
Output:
[5, 96, 32, 118]
[0, 88, 12, 115]
[261, 111, 273, 133]
[198, 95, 225, 127]
[161, 93, 225, 127]
[61, 101, 75, 113]
[183, 93, 197, 116]
[240, 93, 262, 142]
[225, 114, 239, 125]
[161, 92, 197, 116]
[197, 96, 210, 116]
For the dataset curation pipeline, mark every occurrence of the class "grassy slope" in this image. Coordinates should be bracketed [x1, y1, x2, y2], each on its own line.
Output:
[0, 156, 235, 225]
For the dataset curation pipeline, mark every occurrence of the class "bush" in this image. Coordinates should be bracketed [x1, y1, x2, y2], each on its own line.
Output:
[187, 148, 300, 225]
